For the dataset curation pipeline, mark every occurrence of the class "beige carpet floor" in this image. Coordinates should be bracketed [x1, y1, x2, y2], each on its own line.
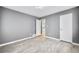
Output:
[0, 36, 79, 53]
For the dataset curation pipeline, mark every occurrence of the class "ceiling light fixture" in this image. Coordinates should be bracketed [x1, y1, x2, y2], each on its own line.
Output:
[35, 6, 46, 9]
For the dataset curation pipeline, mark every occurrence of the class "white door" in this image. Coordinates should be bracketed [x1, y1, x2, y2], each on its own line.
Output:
[36, 19, 41, 36]
[60, 13, 72, 42]
[42, 19, 46, 37]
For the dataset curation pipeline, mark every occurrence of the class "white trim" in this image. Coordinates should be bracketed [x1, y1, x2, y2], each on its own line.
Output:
[45, 36, 60, 41]
[1, 35, 79, 47]
[36, 19, 41, 36]
[0, 36, 36, 47]
[45, 36, 79, 46]
[60, 13, 72, 43]
[71, 42, 79, 46]
[41, 18, 46, 36]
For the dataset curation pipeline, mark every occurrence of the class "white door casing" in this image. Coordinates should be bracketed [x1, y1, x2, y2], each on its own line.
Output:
[42, 19, 46, 37]
[60, 13, 72, 42]
[36, 19, 41, 36]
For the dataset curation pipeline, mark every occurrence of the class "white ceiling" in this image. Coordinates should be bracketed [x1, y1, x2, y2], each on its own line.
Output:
[4, 6, 76, 18]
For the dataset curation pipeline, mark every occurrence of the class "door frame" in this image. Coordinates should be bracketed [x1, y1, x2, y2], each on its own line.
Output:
[41, 19, 46, 37]
[60, 13, 73, 43]
[36, 19, 41, 36]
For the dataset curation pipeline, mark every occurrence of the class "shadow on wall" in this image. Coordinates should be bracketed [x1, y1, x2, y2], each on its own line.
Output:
[0, 7, 36, 44]
[73, 7, 79, 43]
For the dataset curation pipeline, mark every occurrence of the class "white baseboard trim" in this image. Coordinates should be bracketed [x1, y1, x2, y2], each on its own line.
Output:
[45, 36, 79, 46]
[0, 36, 36, 47]
[45, 36, 60, 41]
[71, 42, 79, 46]
[1, 35, 79, 47]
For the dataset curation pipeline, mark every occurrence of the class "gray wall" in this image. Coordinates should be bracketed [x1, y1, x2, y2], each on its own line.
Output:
[45, 15, 60, 39]
[72, 7, 79, 43]
[43, 7, 79, 43]
[0, 7, 36, 44]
